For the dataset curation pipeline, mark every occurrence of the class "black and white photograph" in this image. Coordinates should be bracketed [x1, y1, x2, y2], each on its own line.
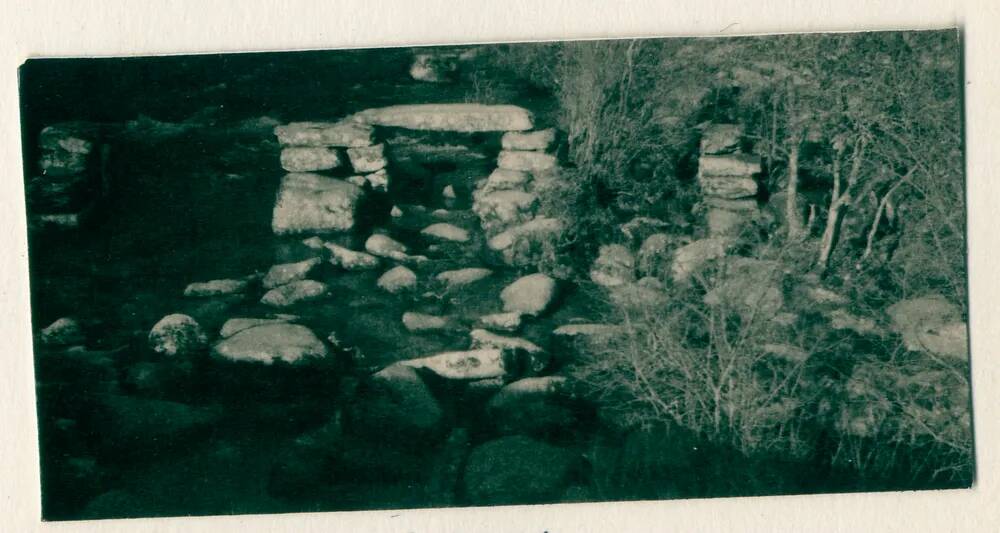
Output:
[8, 9, 985, 529]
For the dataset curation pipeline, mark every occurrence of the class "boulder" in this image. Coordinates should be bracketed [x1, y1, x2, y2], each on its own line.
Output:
[699, 154, 762, 177]
[436, 267, 493, 288]
[478, 312, 522, 332]
[377, 265, 418, 294]
[671, 238, 727, 283]
[183, 278, 250, 298]
[272, 173, 363, 235]
[345, 364, 444, 442]
[421, 222, 470, 243]
[212, 323, 328, 364]
[400, 348, 508, 380]
[501, 128, 556, 151]
[260, 280, 328, 307]
[887, 296, 966, 359]
[463, 436, 578, 505]
[700, 124, 743, 154]
[472, 190, 539, 234]
[325, 242, 380, 270]
[500, 273, 558, 316]
[589, 244, 636, 288]
[262, 257, 322, 289]
[273, 121, 374, 147]
[402, 312, 451, 333]
[39, 317, 85, 347]
[148, 314, 206, 356]
[219, 317, 290, 338]
[487, 217, 564, 266]
[470, 329, 548, 374]
[496, 150, 557, 173]
[698, 176, 759, 199]
[364, 233, 408, 259]
[346, 143, 387, 173]
[279, 146, 344, 172]
[352, 104, 533, 132]
[479, 168, 532, 194]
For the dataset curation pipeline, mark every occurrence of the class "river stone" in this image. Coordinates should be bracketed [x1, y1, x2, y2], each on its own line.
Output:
[469, 329, 544, 355]
[472, 190, 539, 234]
[496, 150, 557, 173]
[260, 280, 328, 307]
[400, 348, 507, 380]
[262, 257, 322, 289]
[377, 265, 418, 294]
[671, 238, 727, 283]
[219, 317, 290, 338]
[272, 173, 363, 235]
[346, 143, 387, 173]
[479, 168, 532, 194]
[365, 233, 408, 258]
[436, 267, 493, 288]
[40, 317, 85, 347]
[421, 222, 470, 243]
[212, 323, 328, 364]
[589, 244, 636, 288]
[699, 154, 762, 177]
[478, 312, 522, 332]
[274, 121, 374, 147]
[148, 314, 207, 357]
[346, 364, 444, 442]
[501, 128, 555, 151]
[183, 278, 249, 298]
[700, 124, 743, 154]
[501, 273, 557, 316]
[352, 104, 533, 132]
[698, 176, 759, 199]
[488, 217, 564, 266]
[402, 312, 451, 333]
[390, 205, 404, 218]
[279, 146, 344, 172]
[325, 242, 380, 271]
[463, 436, 577, 505]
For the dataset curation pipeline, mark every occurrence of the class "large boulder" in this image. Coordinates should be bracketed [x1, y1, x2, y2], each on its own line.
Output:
[487, 217, 564, 266]
[351, 104, 533, 132]
[272, 173, 363, 235]
[671, 238, 727, 283]
[472, 190, 539, 235]
[273, 121, 374, 147]
[589, 244, 636, 288]
[500, 273, 558, 316]
[260, 280, 328, 307]
[262, 257, 322, 289]
[345, 363, 445, 442]
[887, 295, 968, 360]
[463, 436, 578, 505]
[279, 146, 344, 172]
[377, 265, 418, 294]
[148, 314, 206, 356]
[212, 323, 328, 364]
[501, 128, 556, 151]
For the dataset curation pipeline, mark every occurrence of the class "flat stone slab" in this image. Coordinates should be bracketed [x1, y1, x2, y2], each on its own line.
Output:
[280, 146, 344, 172]
[436, 267, 493, 288]
[497, 150, 557, 173]
[213, 323, 328, 364]
[699, 154, 762, 177]
[399, 349, 507, 380]
[421, 222, 470, 243]
[352, 104, 533, 132]
[501, 128, 556, 151]
[272, 173, 363, 235]
[274, 121, 374, 147]
[183, 278, 250, 298]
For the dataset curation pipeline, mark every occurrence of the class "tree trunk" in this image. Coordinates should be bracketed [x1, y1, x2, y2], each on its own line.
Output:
[785, 138, 804, 240]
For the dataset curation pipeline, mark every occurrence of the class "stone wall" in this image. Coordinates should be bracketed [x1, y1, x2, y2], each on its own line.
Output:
[696, 124, 763, 239]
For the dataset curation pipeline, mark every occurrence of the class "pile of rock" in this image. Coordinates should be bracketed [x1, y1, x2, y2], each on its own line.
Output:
[27, 122, 106, 229]
[697, 124, 762, 238]
[471, 128, 565, 266]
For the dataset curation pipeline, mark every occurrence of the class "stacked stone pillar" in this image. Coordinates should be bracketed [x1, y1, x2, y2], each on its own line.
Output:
[27, 123, 106, 229]
[697, 124, 762, 238]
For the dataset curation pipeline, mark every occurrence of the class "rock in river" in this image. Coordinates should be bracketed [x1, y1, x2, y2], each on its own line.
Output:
[402, 312, 451, 333]
[148, 314, 207, 356]
[399, 349, 509, 380]
[325, 242, 380, 271]
[436, 267, 492, 289]
[421, 222, 470, 243]
[260, 280, 328, 307]
[262, 257, 323, 289]
[500, 273, 558, 316]
[213, 322, 328, 364]
[377, 265, 418, 294]
[183, 278, 250, 298]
